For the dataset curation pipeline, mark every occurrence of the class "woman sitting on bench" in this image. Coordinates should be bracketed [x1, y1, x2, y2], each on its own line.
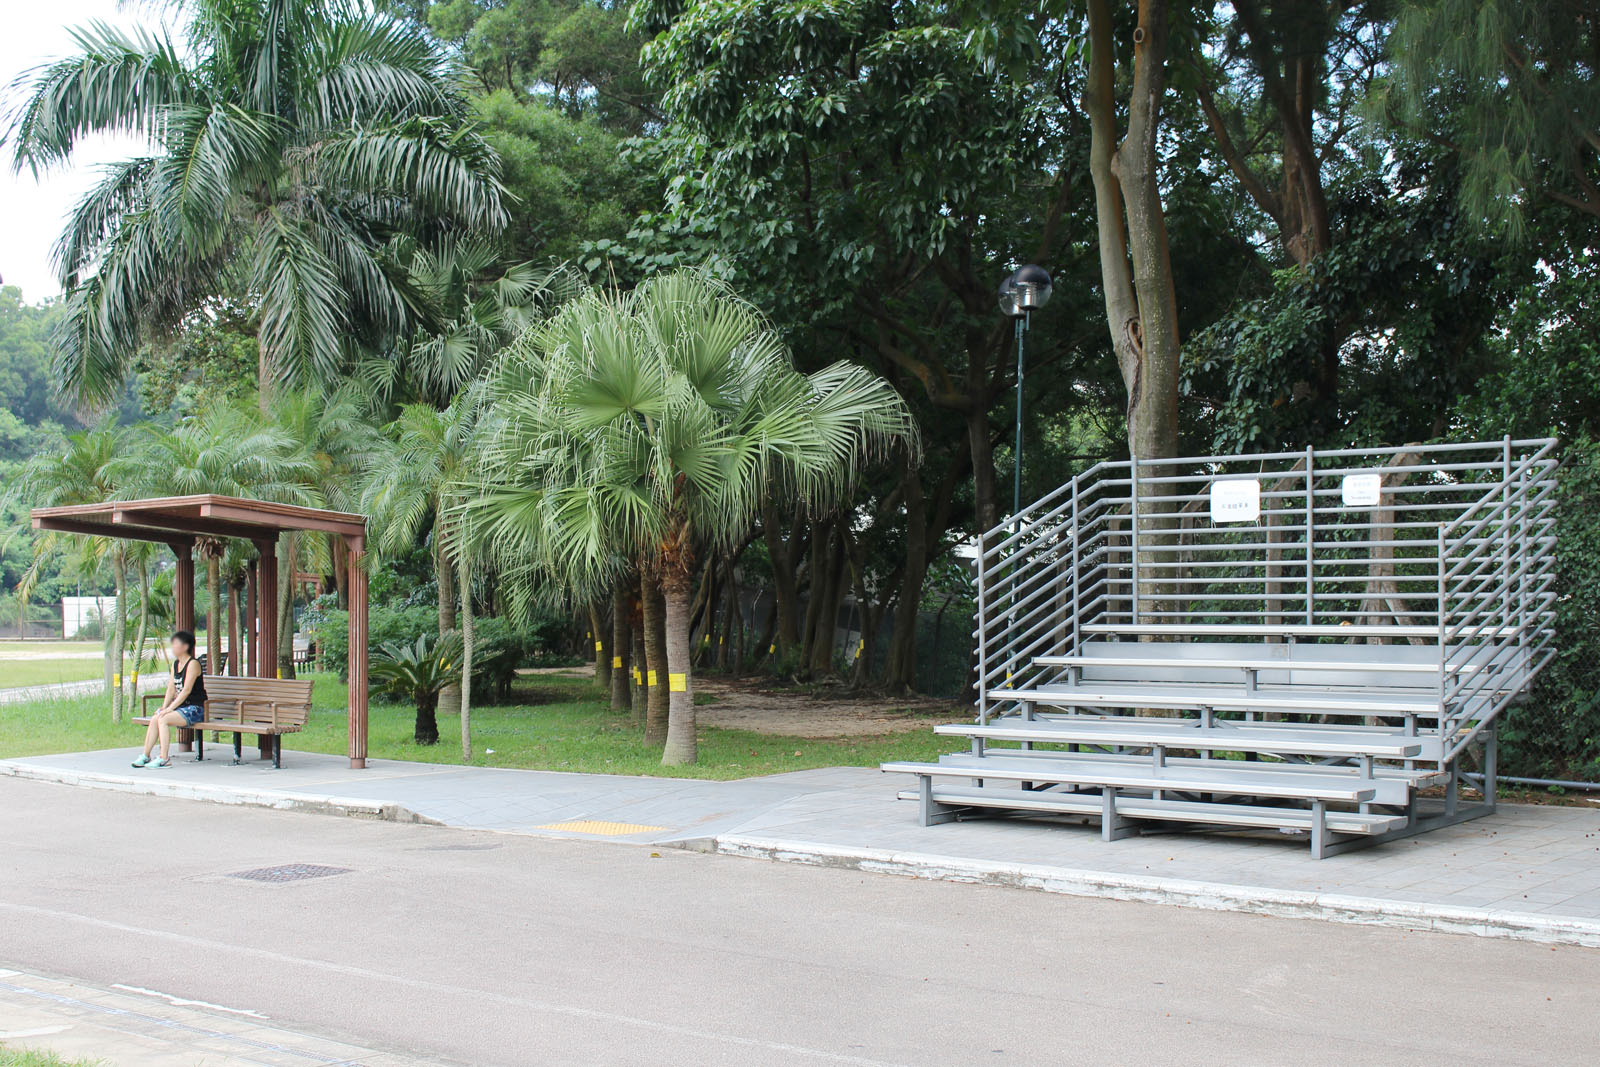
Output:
[133, 630, 209, 768]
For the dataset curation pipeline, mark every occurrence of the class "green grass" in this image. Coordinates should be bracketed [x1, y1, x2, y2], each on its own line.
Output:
[0, 671, 949, 780]
[0, 641, 103, 656]
[0, 1046, 101, 1067]
[0, 658, 116, 689]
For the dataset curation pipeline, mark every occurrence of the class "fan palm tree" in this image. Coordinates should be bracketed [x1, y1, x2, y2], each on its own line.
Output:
[465, 271, 917, 765]
[5, 0, 507, 407]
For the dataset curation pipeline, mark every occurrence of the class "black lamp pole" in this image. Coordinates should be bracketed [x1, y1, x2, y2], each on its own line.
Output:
[998, 265, 1053, 518]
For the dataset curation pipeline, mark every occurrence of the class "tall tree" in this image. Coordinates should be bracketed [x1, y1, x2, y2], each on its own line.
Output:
[467, 271, 916, 764]
[5, 0, 507, 407]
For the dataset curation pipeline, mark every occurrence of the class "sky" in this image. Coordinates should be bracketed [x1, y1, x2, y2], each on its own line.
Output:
[0, 0, 157, 304]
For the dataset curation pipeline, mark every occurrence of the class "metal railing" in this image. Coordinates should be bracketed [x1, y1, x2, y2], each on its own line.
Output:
[973, 439, 1560, 733]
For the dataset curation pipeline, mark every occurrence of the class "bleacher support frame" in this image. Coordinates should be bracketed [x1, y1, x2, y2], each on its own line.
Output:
[885, 439, 1559, 857]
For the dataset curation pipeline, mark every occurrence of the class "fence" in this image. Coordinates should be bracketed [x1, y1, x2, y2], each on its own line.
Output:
[973, 439, 1562, 732]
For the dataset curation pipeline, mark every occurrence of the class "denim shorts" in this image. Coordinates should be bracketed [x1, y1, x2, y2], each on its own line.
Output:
[175, 704, 205, 726]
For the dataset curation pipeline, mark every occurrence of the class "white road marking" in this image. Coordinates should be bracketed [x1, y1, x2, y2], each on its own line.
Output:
[0, 1025, 70, 1038]
[1, 900, 913, 1067]
[112, 983, 268, 1018]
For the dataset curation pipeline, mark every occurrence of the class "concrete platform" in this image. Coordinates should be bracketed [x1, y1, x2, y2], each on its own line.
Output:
[5, 748, 1599, 948]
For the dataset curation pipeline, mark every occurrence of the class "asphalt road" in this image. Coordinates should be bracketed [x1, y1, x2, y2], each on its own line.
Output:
[1, 777, 1594, 1067]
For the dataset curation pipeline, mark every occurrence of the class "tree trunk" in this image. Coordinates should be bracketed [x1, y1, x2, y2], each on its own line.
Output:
[590, 600, 611, 691]
[884, 453, 930, 692]
[277, 533, 297, 680]
[459, 549, 473, 761]
[610, 581, 632, 712]
[808, 525, 846, 676]
[414, 692, 439, 745]
[111, 552, 127, 724]
[227, 574, 240, 676]
[630, 600, 647, 728]
[642, 571, 670, 745]
[436, 536, 459, 715]
[660, 568, 697, 766]
[207, 555, 223, 675]
[129, 557, 150, 704]
[760, 499, 804, 655]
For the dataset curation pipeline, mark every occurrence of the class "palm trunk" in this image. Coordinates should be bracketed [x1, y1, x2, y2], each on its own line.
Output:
[610, 581, 632, 712]
[414, 692, 440, 745]
[277, 534, 296, 679]
[459, 548, 473, 761]
[642, 570, 669, 745]
[631, 600, 647, 727]
[129, 557, 150, 706]
[227, 574, 240, 676]
[590, 600, 611, 691]
[207, 556, 223, 675]
[660, 568, 696, 766]
[436, 536, 459, 714]
[111, 552, 127, 724]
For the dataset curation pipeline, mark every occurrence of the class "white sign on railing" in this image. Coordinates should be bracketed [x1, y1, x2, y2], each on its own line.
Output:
[1210, 478, 1260, 523]
[1341, 472, 1383, 507]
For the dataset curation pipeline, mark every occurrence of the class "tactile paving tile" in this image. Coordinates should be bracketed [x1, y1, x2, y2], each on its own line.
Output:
[532, 819, 667, 836]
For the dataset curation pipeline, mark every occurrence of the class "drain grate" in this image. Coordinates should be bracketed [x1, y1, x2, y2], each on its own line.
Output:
[228, 863, 352, 884]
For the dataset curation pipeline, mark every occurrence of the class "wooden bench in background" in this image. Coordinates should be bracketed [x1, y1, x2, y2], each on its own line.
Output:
[138, 676, 314, 768]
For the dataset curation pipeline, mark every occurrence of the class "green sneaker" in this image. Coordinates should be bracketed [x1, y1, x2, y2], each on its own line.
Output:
[131, 754, 153, 768]
[149, 756, 171, 768]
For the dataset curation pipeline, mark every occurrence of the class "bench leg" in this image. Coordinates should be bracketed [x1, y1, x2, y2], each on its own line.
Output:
[918, 777, 960, 826]
[1310, 800, 1327, 860]
[232, 733, 242, 766]
[273, 734, 282, 770]
[1101, 789, 1136, 842]
[195, 731, 204, 763]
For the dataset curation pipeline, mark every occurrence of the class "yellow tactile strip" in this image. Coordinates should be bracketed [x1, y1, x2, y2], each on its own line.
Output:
[534, 819, 668, 836]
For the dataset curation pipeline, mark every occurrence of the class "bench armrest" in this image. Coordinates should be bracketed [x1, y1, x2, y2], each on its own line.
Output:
[237, 699, 283, 727]
[141, 692, 165, 710]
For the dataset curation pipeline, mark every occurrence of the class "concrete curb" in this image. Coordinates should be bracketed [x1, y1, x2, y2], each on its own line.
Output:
[0, 760, 438, 825]
[713, 834, 1600, 949]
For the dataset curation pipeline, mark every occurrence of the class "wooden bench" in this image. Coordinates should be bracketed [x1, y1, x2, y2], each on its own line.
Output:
[138, 676, 314, 768]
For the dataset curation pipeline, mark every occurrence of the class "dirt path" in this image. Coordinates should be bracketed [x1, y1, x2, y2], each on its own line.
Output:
[520, 664, 961, 738]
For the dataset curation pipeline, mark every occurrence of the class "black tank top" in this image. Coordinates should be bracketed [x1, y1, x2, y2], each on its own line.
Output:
[174, 656, 208, 705]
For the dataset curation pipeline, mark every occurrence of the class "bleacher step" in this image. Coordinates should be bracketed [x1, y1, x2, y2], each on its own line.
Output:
[881, 757, 1377, 803]
[989, 682, 1448, 718]
[896, 786, 1408, 836]
[937, 717, 1439, 760]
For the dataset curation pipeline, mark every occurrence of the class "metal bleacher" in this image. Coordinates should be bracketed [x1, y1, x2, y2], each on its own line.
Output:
[883, 439, 1559, 857]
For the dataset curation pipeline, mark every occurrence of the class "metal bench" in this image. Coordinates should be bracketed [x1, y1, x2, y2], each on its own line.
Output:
[138, 677, 314, 768]
[937, 718, 1437, 760]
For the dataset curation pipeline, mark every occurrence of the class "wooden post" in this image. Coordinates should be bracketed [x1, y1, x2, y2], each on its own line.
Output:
[256, 541, 278, 759]
[258, 543, 279, 675]
[173, 541, 196, 751]
[347, 534, 369, 769]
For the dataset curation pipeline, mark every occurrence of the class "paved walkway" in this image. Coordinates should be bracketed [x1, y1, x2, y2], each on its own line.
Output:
[5, 748, 1598, 947]
[0, 967, 444, 1066]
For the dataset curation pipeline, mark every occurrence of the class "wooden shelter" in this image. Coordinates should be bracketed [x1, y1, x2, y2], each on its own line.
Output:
[32, 495, 372, 769]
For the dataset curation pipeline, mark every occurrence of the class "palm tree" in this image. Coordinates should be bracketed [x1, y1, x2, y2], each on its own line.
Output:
[359, 239, 581, 409]
[371, 630, 464, 745]
[363, 389, 485, 718]
[465, 271, 917, 765]
[8, 426, 134, 721]
[129, 405, 314, 674]
[5, 0, 507, 407]
[267, 386, 386, 674]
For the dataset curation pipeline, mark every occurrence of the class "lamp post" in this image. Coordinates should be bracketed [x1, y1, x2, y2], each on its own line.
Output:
[998, 265, 1053, 517]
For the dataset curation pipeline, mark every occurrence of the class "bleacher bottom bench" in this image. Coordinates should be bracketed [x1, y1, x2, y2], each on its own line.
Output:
[137, 677, 314, 768]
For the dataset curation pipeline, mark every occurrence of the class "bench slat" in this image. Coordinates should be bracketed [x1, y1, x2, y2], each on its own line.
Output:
[989, 682, 1443, 716]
